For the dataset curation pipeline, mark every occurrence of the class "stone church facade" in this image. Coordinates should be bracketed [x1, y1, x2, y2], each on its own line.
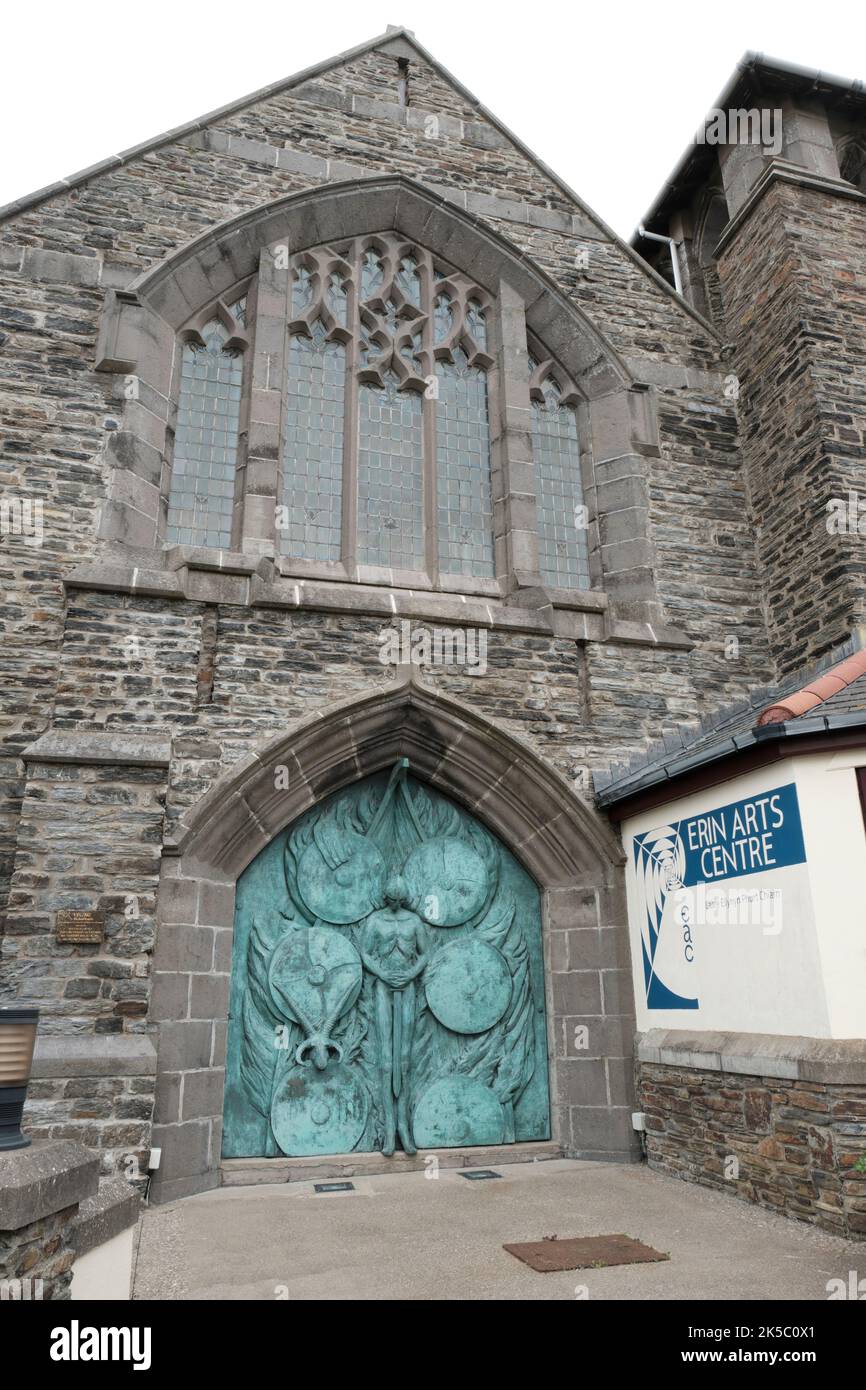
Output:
[1, 33, 864, 1219]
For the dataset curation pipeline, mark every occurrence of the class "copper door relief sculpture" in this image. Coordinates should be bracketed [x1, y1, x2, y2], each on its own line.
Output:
[224, 762, 550, 1157]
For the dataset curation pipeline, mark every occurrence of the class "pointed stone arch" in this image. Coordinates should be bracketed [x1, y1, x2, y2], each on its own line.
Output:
[122, 174, 631, 400]
[167, 671, 625, 884]
[149, 675, 635, 1201]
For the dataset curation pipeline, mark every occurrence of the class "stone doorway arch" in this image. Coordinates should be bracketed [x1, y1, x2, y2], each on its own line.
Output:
[149, 672, 635, 1202]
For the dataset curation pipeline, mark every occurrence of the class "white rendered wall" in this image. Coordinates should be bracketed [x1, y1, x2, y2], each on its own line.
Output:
[71, 1226, 135, 1301]
[792, 750, 866, 1038]
[622, 757, 843, 1037]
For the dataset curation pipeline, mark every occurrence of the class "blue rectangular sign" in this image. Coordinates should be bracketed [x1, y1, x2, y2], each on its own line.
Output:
[632, 782, 806, 1011]
[675, 782, 806, 886]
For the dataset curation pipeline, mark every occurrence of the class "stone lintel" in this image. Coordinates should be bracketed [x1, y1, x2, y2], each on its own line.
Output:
[31, 1035, 158, 1079]
[638, 1028, 866, 1084]
[22, 731, 172, 768]
[0, 1138, 99, 1231]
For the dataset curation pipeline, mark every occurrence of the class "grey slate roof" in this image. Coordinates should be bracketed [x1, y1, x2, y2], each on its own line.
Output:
[595, 634, 866, 808]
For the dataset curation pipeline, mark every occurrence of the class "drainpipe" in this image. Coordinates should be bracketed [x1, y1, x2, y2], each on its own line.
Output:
[638, 224, 683, 296]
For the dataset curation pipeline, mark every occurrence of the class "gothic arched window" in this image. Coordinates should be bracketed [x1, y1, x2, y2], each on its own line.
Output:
[165, 297, 248, 548]
[156, 228, 601, 597]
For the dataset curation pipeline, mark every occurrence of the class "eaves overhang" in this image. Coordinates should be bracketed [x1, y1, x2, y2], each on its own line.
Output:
[597, 711, 866, 823]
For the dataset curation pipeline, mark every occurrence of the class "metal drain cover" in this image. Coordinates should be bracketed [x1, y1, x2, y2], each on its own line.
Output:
[459, 1169, 502, 1181]
[503, 1233, 669, 1272]
[313, 1181, 355, 1193]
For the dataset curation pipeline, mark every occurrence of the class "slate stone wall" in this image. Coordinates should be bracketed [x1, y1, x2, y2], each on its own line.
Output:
[640, 1059, 866, 1237]
[0, 38, 779, 1178]
[718, 178, 866, 675]
[0, 1137, 99, 1299]
[0, 1202, 78, 1299]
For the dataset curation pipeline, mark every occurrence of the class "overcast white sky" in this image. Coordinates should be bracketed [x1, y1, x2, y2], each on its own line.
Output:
[2, 0, 865, 236]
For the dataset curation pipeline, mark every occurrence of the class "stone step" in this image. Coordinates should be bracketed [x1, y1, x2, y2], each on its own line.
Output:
[220, 1141, 563, 1187]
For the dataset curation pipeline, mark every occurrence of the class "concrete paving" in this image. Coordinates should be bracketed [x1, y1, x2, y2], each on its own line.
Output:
[132, 1158, 864, 1301]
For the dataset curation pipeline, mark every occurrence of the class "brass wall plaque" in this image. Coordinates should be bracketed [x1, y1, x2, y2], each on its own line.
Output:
[56, 910, 105, 944]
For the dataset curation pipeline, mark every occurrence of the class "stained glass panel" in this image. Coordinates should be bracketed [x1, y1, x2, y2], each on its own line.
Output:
[293, 266, 314, 315]
[326, 273, 348, 327]
[397, 256, 421, 306]
[434, 293, 453, 343]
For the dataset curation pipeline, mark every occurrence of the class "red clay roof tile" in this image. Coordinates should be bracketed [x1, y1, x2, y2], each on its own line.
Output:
[756, 646, 866, 725]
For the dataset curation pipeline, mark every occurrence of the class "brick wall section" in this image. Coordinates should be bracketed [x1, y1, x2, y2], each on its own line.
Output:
[640, 1061, 866, 1238]
[23, 1076, 153, 1186]
[0, 1137, 98, 1298]
[549, 881, 635, 1156]
[719, 180, 866, 674]
[54, 594, 203, 731]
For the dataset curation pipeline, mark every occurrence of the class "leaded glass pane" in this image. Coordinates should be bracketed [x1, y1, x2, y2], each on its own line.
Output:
[533, 379, 590, 589]
[466, 300, 487, 350]
[434, 351, 494, 578]
[383, 299, 400, 336]
[280, 326, 345, 562]
[358, 377, 424, 569]
[326, 273, 348, 326]
[434, 293, 453, 343]
[293, 266, 314, 315]
[165, 320, 241, 548]
[400, 331, 423, 372]
[228, 296, 247, 327]
[361, 250, 384, 300]
[397, 256, 421, 306]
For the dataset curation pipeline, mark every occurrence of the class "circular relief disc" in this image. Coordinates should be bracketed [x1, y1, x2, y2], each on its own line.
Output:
[268, 925, 362, 1028]
[297, 832, 385, 925]
[412, 1075, 505, 1148]
[271, 1062, 369, 1157]
[403, 836, 489, 926]
[424, 937, 511, 1034]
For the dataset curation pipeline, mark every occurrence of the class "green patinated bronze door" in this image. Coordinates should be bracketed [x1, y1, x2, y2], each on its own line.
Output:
[223, 761, 550, 1158]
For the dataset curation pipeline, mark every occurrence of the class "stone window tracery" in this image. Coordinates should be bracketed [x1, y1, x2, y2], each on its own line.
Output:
[279, 234, 495, 581]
